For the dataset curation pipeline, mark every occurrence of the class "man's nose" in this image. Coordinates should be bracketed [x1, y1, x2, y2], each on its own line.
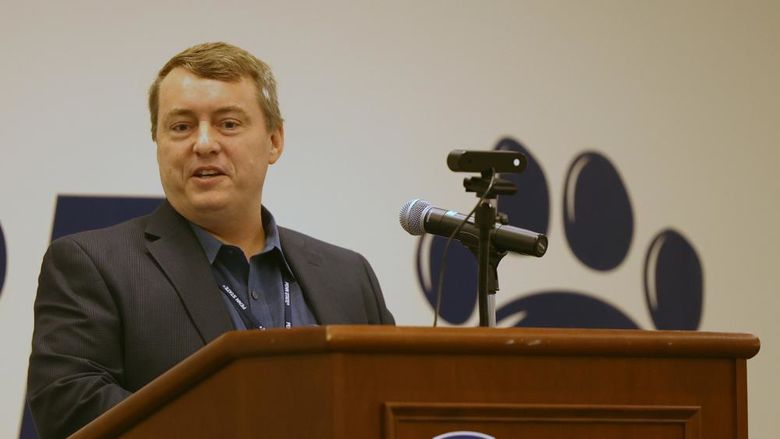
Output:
[193, 122, 220, 154]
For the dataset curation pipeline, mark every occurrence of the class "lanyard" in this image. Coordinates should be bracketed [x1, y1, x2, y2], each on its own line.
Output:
[213, 265, 292, 330]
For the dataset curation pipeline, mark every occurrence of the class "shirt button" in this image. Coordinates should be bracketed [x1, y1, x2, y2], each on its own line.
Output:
[251, 291, 259, 300]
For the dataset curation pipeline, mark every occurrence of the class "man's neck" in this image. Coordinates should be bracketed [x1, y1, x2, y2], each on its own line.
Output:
[194, 211, 266, 260]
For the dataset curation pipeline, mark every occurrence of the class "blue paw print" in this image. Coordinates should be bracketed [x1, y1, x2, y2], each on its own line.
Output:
[0, 221, 6, 296]
[416, 137, 704, 330]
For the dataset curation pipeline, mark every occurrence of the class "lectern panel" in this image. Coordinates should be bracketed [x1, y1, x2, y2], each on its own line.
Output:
[384, 403, 701, 439]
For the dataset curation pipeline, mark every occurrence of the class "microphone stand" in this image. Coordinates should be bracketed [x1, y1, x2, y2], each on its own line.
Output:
[464, 170, 514, 327]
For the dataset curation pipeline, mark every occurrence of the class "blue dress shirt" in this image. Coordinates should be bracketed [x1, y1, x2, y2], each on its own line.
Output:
[190, 207, 317, 329]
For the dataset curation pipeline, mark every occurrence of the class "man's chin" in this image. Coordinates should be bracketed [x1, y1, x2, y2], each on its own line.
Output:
[189, 200, 231, 215]
[169, 196, 231, 220]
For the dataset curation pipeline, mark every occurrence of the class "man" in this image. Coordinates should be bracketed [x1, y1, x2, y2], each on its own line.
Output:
[27, 42, 394, 439]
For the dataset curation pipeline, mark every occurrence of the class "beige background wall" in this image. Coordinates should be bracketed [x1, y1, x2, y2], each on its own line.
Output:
[1, 1, 777, 437]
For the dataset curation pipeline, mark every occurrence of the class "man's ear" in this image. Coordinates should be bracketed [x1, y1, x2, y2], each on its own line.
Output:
[268, 124, 284, 164]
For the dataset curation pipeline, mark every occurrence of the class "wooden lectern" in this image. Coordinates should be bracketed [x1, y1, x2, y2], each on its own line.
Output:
[70, 326, 759, 439]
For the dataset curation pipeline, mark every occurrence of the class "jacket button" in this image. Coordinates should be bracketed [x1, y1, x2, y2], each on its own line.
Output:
[251, 291, 259, 300]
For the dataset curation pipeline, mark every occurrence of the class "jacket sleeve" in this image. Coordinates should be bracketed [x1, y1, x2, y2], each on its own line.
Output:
[359, 253, 395, 324]
[27, 237, 131, 439]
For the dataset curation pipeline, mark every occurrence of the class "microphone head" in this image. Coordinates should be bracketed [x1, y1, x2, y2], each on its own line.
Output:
[399, 198, 432, 235]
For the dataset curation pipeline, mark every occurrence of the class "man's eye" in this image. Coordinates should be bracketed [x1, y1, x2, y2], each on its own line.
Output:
[222, 120, 240, 130]
[171, 123, 190, 132]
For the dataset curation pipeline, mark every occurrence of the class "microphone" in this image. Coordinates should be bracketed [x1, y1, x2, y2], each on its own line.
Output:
[399, 199, 548, 257]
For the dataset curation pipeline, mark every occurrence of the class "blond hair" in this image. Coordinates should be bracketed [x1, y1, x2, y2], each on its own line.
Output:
[148, 42, 283, 140]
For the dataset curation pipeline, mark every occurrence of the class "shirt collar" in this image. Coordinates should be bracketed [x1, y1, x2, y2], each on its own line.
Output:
[189, 206, 295, 278]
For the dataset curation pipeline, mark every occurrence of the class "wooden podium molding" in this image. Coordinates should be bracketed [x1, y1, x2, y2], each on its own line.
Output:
[70, 326, 760, 439]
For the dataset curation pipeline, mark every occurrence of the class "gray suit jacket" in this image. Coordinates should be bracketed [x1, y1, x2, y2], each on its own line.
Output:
[27, 201, 394, 439]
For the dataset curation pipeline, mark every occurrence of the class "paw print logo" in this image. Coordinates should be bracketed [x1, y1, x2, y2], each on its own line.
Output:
[0, 221, 6, 297]
[416, 137, 704, 330]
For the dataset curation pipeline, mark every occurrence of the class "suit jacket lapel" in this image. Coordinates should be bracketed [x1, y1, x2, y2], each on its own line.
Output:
[279, 227, 352, 324]
[144, 201, 234, 344]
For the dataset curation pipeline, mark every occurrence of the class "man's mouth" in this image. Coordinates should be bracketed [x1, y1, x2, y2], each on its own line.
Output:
[193, 168, 225, 178]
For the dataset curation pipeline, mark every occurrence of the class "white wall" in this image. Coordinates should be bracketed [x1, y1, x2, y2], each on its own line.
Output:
[1, 0, 778, 437]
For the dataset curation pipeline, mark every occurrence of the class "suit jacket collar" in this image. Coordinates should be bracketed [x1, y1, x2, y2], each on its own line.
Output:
[143, 201, 351, 338]
[278, 227, 353, 325]
[144, 201, 234, 345]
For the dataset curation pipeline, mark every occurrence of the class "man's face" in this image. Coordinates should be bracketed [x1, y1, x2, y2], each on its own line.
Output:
[155, 68, 283, 224]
